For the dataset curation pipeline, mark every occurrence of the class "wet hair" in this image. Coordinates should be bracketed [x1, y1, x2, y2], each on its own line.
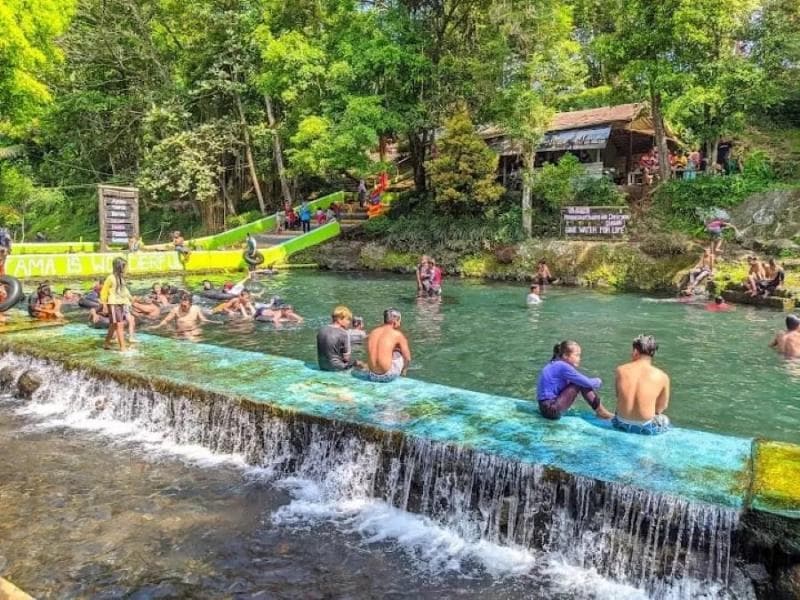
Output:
[633, 334, 658, 357]
[768, 258, 777, 266]
[552, 340, 580, 361]
[352, 316, 364, 328]
[179, 293, 192, 304]
[112, 257, 127, 291]
[62, 287, 72, 296]
[37, 282, 52, 299]
[383, 308, 402, 324]
[715, 296, 724, 305]
[332, 305, 352, 322]
[539, 259, 548, 265]
[786, 314, 800, 331]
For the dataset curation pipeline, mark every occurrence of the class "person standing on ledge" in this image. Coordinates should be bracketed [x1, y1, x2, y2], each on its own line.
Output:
[317, 305, 361, 371]
[770, 314, 800, 359]
[100, 257, 134, 351]
[536, 341, 613, 420]
[612, 335, 671, 435]
[361, 308, 411, 382]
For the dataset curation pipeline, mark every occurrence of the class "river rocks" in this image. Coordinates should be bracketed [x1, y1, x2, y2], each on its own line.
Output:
[16, 370, 42, 399]
[776, 563, 800, 600]
[731, 189, 800, 247]
[0, 367, 16, 391]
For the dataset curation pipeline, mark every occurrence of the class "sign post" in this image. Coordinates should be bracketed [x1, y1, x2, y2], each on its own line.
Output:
[98, 185, 139, 252]
[561, 206, 630, 238]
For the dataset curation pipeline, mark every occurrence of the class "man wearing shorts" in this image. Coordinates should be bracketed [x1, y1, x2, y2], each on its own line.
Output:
[361, 308, 411, 382]
[612, 335, 671, 435]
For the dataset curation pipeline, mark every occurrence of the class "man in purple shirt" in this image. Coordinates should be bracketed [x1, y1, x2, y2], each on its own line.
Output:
[536, 340, 613, 420]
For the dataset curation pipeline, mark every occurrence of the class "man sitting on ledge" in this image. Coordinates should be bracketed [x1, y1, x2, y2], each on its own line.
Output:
[612, 335, 671, 435]
[357, 308, 411, 383]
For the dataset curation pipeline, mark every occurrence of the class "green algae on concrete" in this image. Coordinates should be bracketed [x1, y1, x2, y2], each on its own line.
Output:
[752, 440, 800, 518]
[0, 324, 760, 511]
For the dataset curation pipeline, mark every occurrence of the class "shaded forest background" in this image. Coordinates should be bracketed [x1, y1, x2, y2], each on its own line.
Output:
[1, 0, 799, 242]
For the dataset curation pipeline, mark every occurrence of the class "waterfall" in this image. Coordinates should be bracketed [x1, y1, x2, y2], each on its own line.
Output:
[0, 353, 755, 598]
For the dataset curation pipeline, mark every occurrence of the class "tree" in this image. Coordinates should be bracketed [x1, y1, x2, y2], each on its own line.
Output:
[667, 0, 763, 163]
[427, 107, 503, 212]
[0, 0, 75, 136]
[495, 0, 586, 236]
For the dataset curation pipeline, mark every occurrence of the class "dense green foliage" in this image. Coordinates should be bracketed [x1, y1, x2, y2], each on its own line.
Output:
[427, 108, 503, 212]
[0, 0, 797, 241]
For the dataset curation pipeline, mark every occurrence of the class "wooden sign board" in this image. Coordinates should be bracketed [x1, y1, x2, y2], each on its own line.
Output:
[561, 206, 630, 238]
[98, 185, 139, 251]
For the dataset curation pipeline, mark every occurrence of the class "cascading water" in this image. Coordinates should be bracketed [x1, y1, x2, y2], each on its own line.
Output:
[0, 353, 757, 599]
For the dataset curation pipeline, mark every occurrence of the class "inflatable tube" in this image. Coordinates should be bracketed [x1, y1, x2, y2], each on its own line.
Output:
[243, 250, 265, 266]
[200, 290, 236, 301]
[78, 297, 101, 310]
[0, 276, 23, 312]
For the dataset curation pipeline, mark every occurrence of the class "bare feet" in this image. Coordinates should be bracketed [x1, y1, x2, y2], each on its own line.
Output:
[595, 405, 614, 420]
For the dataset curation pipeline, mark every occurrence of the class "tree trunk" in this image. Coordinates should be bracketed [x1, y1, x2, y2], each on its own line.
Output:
[522, 150, 534, 237]
[408, 129, 429, 194]
[265, 94, 293, 207]
[235, 93, 266, 214]
[650, 90, 671, 181]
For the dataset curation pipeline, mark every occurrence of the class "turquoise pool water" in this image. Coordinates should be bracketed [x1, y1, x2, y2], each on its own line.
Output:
[51, 270, 799, 443]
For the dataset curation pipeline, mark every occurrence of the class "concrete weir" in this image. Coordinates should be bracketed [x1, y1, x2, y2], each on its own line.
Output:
[0, 324, 798, 598]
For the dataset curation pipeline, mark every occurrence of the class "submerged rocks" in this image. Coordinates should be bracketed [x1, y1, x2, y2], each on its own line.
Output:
[0, 367, 15, 391]
[16, 370, 42, 399]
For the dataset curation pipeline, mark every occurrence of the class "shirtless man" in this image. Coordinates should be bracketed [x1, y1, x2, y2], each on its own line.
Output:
[612, 335, 671, 435]
[215, 289, 256, 318]
[155, 293, 209, 333]
[362, 308, 412, 382]
[770, 314, 800, 359]
[683, 249, 713, 295]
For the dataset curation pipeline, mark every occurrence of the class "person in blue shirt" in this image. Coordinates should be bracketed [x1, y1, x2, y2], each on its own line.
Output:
[536, 340, 613, 420]
[299, 201, 312, 233]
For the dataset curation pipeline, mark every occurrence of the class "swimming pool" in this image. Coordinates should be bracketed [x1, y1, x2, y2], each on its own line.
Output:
[48, 269, 800, 443]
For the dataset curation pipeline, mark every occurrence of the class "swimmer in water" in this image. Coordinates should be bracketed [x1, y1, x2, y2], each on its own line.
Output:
[29, 282, 64, 320]
[131, 295, 162, 320]
[770, 314, 800, 359]
[216, 289, 256, 318]
[61, 288, 82, 305]
[612, 335, 671, 435]
[705, 296, 732, 312]
[536, 341, 613, 420]
[154, 293, 210, 333]
[526, 284, 542, 305]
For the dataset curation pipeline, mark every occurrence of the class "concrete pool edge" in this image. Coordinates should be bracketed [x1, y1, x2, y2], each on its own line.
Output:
[0, 328, 796, 519]
[1, 332, 800, 597]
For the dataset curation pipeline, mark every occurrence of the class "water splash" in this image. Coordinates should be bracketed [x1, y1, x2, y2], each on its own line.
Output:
[0, 354, 756, 598]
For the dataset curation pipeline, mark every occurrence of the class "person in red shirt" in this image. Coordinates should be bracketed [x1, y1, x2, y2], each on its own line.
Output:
[705, 296, 733, 312]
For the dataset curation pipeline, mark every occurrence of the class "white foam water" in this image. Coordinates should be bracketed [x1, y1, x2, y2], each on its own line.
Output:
[0, 354, 757, 599]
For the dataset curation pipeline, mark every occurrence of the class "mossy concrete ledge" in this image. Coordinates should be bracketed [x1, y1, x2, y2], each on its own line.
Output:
[4, 222, 340, 280]
[0, 325, 797, 596]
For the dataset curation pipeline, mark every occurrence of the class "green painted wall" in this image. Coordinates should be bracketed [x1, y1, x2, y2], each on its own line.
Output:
[6, 221, 341, 279]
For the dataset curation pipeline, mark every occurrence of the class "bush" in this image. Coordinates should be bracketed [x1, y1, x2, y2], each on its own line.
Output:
[226, 210, 264, 229]
[532, 154, 624, 209]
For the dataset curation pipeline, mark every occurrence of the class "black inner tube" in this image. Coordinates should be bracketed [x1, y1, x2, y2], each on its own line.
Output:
[243, 250, 265, 266]
[199, 290, 236, 301]
[0, 276, 23, 312]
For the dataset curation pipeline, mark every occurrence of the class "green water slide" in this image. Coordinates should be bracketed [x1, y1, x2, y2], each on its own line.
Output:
[183, 190, 344, 251]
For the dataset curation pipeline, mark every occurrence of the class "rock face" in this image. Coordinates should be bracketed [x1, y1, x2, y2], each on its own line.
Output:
[732, 189, 800, 245]
[16, 370, 42, 399]
[776, 563, 800, 600]
[312, 239, 697, 292]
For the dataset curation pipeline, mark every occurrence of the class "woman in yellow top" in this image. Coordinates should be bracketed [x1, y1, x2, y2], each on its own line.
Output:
[100, 257, 134, 350]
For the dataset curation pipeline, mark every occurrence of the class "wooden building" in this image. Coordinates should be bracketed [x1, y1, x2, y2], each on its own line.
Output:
[481, 103, 678, 186]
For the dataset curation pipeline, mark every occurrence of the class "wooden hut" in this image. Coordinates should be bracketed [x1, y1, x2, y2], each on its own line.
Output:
[481, 103, 679, 186]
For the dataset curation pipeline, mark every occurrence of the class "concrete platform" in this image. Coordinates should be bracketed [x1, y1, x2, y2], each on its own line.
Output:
[4, 324, 795, 517]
